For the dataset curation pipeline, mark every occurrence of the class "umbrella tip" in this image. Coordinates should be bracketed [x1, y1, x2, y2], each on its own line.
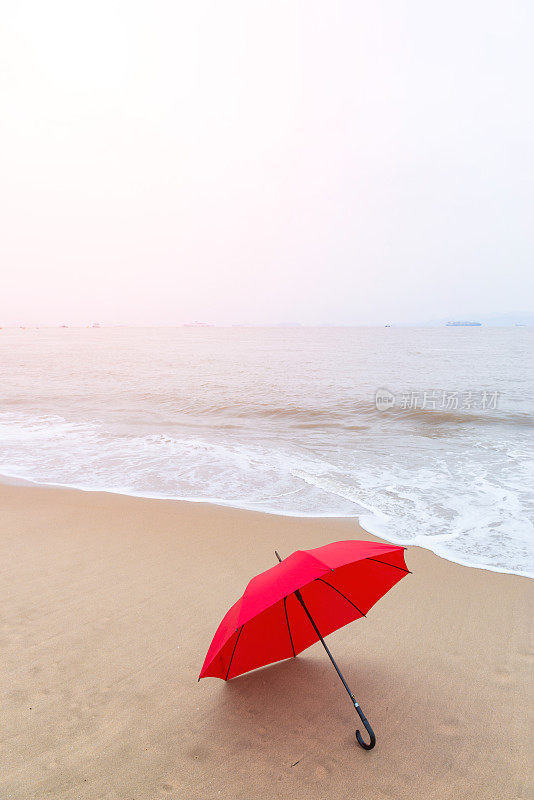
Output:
[275, 550, 282, 563]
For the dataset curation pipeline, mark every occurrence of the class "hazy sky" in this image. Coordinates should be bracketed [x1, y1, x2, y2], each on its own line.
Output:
[1, 1, 532, 325]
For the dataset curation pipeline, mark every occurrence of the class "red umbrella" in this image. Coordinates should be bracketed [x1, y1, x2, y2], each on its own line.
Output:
[199, 540, 410, 750]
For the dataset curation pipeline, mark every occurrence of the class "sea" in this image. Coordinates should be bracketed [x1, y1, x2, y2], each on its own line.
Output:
[0, 326, 532, 577]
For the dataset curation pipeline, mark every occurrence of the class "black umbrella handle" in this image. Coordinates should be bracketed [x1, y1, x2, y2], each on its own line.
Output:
[353, 701, 376, 750]
[276, 550, 377, 751]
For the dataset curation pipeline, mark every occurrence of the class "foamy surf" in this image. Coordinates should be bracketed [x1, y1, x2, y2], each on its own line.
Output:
[0, 327, 532, 578]
[0, 408, 532, 578]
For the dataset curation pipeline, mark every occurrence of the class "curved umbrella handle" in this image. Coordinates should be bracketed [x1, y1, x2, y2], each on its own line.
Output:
[354, 702, 376, 750]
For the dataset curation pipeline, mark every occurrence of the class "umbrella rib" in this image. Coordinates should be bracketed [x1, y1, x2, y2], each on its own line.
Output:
[366, 557, 410, 573]
[225, 625, 244, 680]
[316, 578, 366, 617]
[283, 596, 296, 657]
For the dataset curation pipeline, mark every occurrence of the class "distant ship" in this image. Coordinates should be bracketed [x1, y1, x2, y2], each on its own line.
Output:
[446, 321, 482, 327]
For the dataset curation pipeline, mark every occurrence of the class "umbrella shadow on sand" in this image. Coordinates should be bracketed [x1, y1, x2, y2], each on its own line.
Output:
[201, 649, 417, 753]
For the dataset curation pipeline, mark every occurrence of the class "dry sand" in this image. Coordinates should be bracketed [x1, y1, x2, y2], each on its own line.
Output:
[1, 483, 532, 799]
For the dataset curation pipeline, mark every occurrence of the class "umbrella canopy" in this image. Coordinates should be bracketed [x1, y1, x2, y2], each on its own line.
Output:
[200, 540, 408, 681]
[199, 540, 410, 749]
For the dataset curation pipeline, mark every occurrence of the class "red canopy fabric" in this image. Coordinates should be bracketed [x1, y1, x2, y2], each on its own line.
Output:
[199, 540, 409, 681]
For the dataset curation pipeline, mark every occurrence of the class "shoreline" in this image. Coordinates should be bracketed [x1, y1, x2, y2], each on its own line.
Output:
[2, 481, 531, 799]
[1, 469, 531, 580]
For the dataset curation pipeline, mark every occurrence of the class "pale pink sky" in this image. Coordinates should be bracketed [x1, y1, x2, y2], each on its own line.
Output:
[1, 1, 533, 326]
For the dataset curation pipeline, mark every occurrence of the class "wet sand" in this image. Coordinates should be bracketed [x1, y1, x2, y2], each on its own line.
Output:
[1, 483, 531, 799]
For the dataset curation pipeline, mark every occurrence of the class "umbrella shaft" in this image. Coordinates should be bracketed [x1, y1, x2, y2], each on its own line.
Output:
[294, 589, 356, 705]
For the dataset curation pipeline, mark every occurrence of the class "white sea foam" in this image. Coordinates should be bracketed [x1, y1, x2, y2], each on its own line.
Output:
[0, 326, 532, 577]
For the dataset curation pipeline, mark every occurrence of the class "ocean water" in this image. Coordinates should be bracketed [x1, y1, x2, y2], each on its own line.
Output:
[0, 326, 532, 577]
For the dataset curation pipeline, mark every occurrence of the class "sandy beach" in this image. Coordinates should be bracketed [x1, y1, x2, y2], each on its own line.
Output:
[1, 482, 531, 799]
